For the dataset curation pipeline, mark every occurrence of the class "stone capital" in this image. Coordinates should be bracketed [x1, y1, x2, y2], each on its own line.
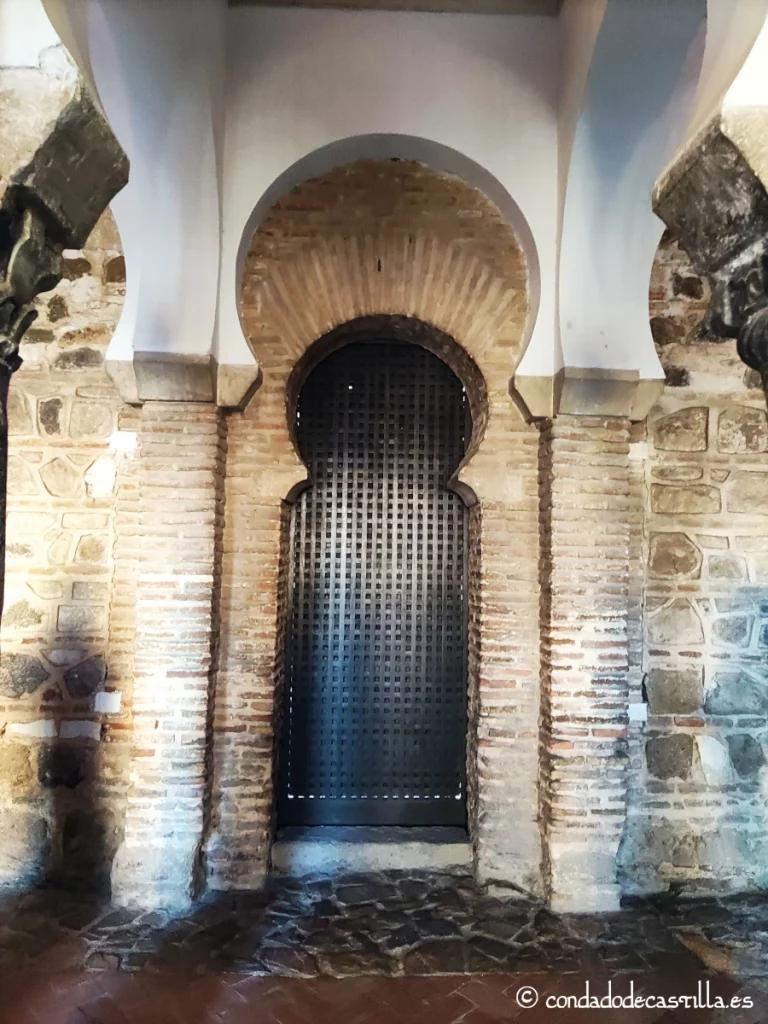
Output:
[0, 83, 128, 374]
[514, 368, 664, 421]
[107, 354, 261, 410]
[654, 114, 768, 385]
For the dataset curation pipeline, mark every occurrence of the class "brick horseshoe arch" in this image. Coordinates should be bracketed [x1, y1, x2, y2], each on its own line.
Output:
[206, 160, 543, 894]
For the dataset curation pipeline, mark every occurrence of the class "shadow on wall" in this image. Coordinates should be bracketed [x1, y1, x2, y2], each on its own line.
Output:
[0, 722, 112, 894]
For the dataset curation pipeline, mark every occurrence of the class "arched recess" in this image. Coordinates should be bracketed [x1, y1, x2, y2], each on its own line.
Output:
[216, 134, 545, 379]
[206, 158, 544, 896]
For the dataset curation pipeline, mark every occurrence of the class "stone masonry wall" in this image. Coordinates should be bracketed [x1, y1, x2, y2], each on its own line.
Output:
[620, 234, 768, 895]
[0, 209, 128, 890]
[0, 51, 129, 890]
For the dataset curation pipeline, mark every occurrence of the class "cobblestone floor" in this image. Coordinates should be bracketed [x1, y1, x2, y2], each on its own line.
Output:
[0, 870, 766, 982]
[3, 874, 768, 1022]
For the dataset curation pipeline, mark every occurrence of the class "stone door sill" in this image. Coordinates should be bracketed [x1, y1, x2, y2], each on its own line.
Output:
[271, 826, 472, 876]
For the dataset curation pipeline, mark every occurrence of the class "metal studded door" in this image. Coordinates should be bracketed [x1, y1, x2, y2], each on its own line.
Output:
[278, 340, 469, 827]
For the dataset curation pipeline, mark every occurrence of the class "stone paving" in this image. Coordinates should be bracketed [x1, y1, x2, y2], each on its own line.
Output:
[2, 870, 766, 983]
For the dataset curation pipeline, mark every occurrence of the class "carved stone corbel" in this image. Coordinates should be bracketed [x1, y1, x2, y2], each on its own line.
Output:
[653, 116, 768, 394]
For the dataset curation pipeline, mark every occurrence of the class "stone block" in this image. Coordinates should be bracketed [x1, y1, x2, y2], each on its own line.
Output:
[647, 667, 703, 715]
[651, 484, 721, 515]
[74, 534, 108, 565]
[53, 347, 103, 370]
[653, 407, 708, 451]
[0, 653, 50, 696]
[64, 655, 106, 699]
[59, 720, 101, 741]
[8, 511, 56, 534]
[650, 316, 686, 346]
[48, 295, 68, 321]
[103, 255, 125, 283]
[48, 532, 73, 565]
[648, 532, 702, 578]
[45, 647, 87, 667]
[711, 615, 752, 648]
[708, 554, 747, 580]
[696, 735, 734, 785]
[647, 599, 704, 645]
[705, 671, 768, 715]
[40, 457, 81, 498]
[69, 401, 113, 439]
[38, 397, 64, 436]
[718, 406, 768, 454]
[111, 838, 198, 911]
[62, 257, 91, 280]
[57, 604, 105, 633]
[72, 581, 108, 601]
[7, 390, 32, 435]
[548, 839, 620, 912]
[726, 734, 766, 778]
[728, 472, 768, 514]
[2, 598, 45, 630]
[62, 513, 110, 529]
[8, 456, 37, 495]
[652, 466, 704, 481]
[29, 581, 63, 600]
[646, 734, 694, 779]
[0, 742, 35, 793]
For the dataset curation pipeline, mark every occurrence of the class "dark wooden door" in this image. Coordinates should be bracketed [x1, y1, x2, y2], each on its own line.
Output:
[278, 341, 469, 826]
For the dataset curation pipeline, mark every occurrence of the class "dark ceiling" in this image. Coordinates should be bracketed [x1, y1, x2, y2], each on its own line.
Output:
[230, 0, 562, 15]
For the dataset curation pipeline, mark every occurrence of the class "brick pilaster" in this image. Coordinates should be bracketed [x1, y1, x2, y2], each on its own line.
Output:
[539, 416, 631, 912]
[111, 402, 225, 909]
[470, 424, 543, 893]
[204, 379, 301, 891]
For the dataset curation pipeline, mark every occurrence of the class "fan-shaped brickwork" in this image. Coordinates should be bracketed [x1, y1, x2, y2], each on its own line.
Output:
[243, 159, 527, 363]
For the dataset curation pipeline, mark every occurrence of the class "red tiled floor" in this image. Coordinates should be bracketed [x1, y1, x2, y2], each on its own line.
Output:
[0, 968, 766, 1024]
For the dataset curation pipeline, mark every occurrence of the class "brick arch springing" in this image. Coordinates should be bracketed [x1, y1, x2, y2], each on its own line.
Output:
[206, 160, 543, 894]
